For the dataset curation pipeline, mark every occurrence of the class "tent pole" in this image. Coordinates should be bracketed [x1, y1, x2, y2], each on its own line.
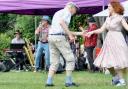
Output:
[102, 0, 105, 11]
[34, 16, 37, 50]
[102, 0, 105, 40]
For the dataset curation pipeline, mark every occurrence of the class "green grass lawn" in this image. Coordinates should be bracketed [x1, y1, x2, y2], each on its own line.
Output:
[0, 71, 127, 89]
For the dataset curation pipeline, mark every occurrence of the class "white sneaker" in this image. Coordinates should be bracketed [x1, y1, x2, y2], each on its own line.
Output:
[116, 82, 126, 87]
[105, 70, 110, 75]
[116, 79, 126, 87]
[33, 70, 37, 73]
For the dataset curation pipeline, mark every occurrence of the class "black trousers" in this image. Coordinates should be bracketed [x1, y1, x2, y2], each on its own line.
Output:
[85, 46, 95, 71]
[15, 52, 25, 70]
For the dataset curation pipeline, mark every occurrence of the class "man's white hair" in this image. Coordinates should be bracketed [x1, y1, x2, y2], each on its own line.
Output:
[65, 2, 78, 9]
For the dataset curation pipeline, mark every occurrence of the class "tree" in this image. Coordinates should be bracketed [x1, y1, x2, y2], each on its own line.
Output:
[14, 15, 41, 41]
[0, 14, 16, 33]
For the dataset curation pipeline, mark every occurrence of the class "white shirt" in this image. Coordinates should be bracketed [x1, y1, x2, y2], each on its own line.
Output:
[49, 8, 72, 34]
[11, 38, 25, 44]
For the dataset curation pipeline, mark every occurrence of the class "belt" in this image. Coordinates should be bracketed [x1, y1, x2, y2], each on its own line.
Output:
[49, 33, 66, 36]
[39, 41, 48, 44]
[109, 30, 121, 32]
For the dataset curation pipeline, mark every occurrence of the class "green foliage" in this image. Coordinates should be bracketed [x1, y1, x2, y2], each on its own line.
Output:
[0, 33, 11, 59]
[0, 14, 41, 59]
[0, 14, 91, 59]
[69, 14, 90, 44]
[0, 14, 9, 32]
[0, 14, 16, 33]
[70, 14, 87, 31]
[14, 15, 40, 41]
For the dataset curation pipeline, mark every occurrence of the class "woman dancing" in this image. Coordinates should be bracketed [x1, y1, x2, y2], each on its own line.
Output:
[86, 0, 128, 86]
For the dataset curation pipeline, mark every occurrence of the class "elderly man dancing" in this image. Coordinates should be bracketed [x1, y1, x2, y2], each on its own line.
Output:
[46, 2, 81, 87]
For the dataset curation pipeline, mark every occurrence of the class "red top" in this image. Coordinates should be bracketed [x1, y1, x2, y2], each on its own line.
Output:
[84, 24, 98, 47]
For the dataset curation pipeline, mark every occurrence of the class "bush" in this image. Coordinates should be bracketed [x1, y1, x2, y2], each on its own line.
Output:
[0, 33, 11, 59]
[14, 15, 41, 41]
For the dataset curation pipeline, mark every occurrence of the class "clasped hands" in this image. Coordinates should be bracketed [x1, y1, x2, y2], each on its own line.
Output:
[68, 30, 94, 42]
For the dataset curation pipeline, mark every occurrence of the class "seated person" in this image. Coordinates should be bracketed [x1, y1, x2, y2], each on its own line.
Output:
[12, 30, 25, 44]
[11, 30, 25, 71]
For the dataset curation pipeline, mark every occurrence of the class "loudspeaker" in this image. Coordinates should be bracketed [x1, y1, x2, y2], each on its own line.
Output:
[2, 59, 15, 72]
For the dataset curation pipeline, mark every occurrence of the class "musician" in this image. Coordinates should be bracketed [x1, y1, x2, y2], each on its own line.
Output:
[11, 30, 25, 71]
[35, 16, 51, 72]
[11, 30, 25, 44]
